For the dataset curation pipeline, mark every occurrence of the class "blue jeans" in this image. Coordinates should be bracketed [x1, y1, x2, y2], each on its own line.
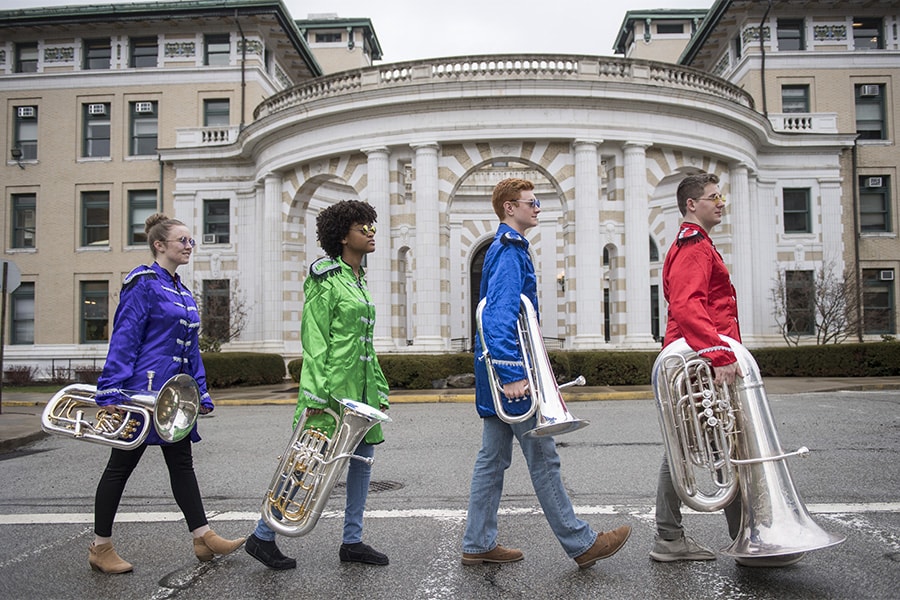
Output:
[254, 441, 375, 545]
[463, 415, 596, 558]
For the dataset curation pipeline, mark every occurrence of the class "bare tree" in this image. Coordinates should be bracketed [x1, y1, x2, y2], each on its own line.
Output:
[770, 263, 861, 345]
[194, 279, 251, 352]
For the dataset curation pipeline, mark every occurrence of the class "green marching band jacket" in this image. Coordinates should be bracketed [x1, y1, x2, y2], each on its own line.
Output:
[295, 256, 390, 444]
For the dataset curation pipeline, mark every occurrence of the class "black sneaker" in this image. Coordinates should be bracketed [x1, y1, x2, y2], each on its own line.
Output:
[339, 542, 389, 566]
[245, 533, 297, 570]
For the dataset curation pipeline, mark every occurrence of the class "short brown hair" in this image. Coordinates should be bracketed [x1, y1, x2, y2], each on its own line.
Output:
[491, 178, 534, 219]
[676, 172, 720, 216]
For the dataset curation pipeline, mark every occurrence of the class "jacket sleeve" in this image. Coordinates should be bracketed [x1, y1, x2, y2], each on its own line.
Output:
[299, 279, 333, 407]
[187, 294, 213, 410]
[666, 244, 735, 367]
[96, 280, 150, 406]
[481, 244, 528, 385]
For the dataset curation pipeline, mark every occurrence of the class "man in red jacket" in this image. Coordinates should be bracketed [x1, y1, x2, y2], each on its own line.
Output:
[650, 172, 743, 562]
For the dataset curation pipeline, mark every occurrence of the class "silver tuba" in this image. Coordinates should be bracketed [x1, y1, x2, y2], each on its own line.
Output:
[652, 335, 845, 565]
[476, 294, 588, 437]
[41, 372, 201, 450]
[261, 398, 391, 537]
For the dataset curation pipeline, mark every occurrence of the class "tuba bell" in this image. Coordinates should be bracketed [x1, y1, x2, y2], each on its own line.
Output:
[41, 372, 201, 450]
[476, 294, 588, 437]
[261, 398, 391, 537]
[652, 335, 845, 565]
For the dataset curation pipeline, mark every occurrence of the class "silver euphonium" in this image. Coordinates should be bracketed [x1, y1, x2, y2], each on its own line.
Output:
[476, 294, 588, 437]
[41, 372, 201, 450]
[652, 335, 845, 565]
[261, 398, 391, 537]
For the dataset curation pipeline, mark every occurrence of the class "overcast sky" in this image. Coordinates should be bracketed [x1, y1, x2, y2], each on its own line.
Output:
[4, 0, 715, 62]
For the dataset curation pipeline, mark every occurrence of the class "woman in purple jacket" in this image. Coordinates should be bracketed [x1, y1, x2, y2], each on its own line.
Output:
[88, 213, 243, 574]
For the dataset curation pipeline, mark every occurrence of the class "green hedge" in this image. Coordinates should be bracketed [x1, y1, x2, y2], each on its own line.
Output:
[752, 342, 900, 377]
[277, 341, 899, 390]
[201, 352, 286, 387]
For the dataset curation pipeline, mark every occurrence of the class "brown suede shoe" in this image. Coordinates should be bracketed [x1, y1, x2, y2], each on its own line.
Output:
[462, 544, 524, 565]
[89, 542, 133, 574]
[193, 530, 246, 562]
[574, 525, 632, 569]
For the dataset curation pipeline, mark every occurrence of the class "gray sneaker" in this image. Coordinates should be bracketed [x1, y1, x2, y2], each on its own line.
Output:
[649, 535, 716, 562]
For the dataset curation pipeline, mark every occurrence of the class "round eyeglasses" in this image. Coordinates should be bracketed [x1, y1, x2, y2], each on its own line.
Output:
[165, 236, 196, 248]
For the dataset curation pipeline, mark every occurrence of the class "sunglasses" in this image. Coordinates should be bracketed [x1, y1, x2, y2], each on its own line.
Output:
[165, 236, 196, 248]
[695, 194, 726, 205]
[351, 225, 377, 235]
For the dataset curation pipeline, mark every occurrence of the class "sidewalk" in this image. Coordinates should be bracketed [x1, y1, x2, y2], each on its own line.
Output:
[3, 377, 899, 453]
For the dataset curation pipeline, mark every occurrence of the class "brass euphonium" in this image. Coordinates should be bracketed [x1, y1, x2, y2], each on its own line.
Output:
[476, 294, 588, 437]
[652, 335, 845, 565]
[41, 372, 201, 450]
[261, 398, 391, 537]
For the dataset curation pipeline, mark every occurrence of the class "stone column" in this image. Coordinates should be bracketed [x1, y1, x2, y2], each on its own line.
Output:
[571, 139, 605, 348]
[362, 146, 393, 350]
[411, 142, 444, 351]
[262, 173, 284, 350]
[623, 141, 656, 346]
[819, 177, 844, 268]
[729, 163, 753, 335]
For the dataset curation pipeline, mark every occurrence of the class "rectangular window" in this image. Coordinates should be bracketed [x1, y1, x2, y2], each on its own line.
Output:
[81, 191, 109, 246]
[204, 34, 231, 66]
[128, 190, 157, 245]
[657, 23, 684, 35]
[785, 270, 815, 335]
[83, 38, 111, 70]
[777, 19, 805, 51]
[81, 281, 109, 343]
[82, 103, 111, 158]
[202, 279, 230, 342]
[14, 106, 38, 160]
[130, 36, 158, 68]
[855, 84, 886, 140]
[853, 17, 883, 50]
[781, 85, 809, 113]
[11, 193, 36, 249]
[15, 42, 38, 73]
[862, 269, 895, 334]
[130, 101, 158, 156]
[732, 35, 742, 60]
[315, 32, 342, 43]
[650, 284, 660, 342]
[203, 99, 230, 127]
[203, 199, 230, 243]
[783, 188, 811, 233]
[10, 282, 35, 345]
[859, 175, 891, 233]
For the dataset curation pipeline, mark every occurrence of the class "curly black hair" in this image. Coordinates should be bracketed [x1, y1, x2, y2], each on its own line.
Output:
[316, 200, 378, 258]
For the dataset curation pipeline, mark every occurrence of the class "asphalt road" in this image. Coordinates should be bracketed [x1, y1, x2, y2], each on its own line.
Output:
[1, 390, 898, 600]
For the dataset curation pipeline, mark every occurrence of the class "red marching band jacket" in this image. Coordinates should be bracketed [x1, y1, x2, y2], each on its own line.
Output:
[662, 222, 740, 367]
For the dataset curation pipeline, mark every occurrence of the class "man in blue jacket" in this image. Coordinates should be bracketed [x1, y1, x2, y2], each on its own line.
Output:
[461, 178, 631, 570]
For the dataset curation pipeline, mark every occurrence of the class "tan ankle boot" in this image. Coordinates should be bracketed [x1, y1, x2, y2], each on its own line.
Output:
[89, 542, 133, 574]
[193, 530, 246, 561]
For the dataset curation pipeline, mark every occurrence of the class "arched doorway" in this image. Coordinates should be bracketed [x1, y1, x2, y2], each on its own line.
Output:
[469, 241, 491, 352]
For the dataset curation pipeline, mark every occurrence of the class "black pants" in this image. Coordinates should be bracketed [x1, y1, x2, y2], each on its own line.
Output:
[93, 437, 207, 537]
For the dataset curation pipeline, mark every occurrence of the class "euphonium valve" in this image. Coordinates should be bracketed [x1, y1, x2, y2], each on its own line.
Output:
[261, 398, 391, 537]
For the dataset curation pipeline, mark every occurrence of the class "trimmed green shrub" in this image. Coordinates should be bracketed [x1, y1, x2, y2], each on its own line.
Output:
[201, 352, 286, 387]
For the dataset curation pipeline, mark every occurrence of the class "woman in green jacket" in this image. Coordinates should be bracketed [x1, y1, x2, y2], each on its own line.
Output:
[246, 200, 390, 570]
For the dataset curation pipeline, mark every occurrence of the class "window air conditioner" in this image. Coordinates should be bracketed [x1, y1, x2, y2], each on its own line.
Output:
[880, 270, 894, 281]
[16, 106, 35, 118]
[135, 102, 154, 114]
[202, 233, 218, 244]
[88, 103, 107, 115]
[860, 84, 880, 97]
[866, 177, 883, 188]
